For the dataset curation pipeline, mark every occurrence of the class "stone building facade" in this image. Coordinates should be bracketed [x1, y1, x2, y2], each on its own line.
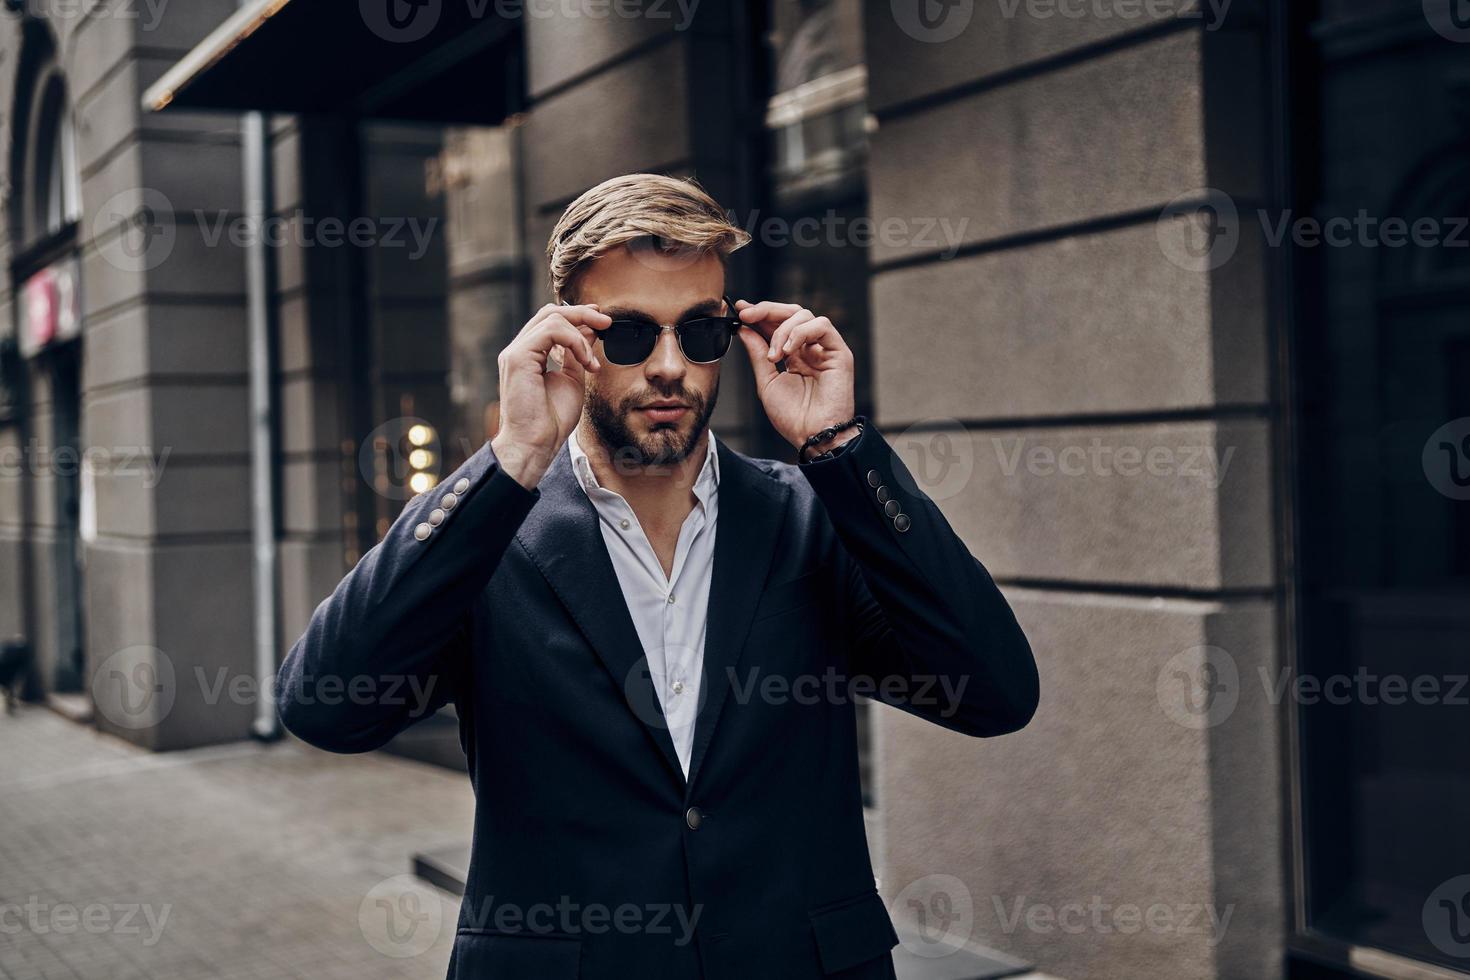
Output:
[2, 2, 1465, 979]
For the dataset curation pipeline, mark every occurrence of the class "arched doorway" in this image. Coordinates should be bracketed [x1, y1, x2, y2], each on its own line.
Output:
[8, 22, 85, 696]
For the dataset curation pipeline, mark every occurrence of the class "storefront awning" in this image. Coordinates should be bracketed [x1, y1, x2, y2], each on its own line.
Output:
[143, 0, 524, 125]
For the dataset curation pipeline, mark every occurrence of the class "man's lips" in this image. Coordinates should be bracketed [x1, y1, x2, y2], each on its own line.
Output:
[639, 403, 689, 423]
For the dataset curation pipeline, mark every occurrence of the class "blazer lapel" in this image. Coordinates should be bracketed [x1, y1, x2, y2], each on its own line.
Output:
[511, 435, 793, 795]
[514, 440, 686, 787]
[685, 438, 792, 790]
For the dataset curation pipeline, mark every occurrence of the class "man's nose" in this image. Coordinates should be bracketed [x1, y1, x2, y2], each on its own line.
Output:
[644, 328, 687, 381]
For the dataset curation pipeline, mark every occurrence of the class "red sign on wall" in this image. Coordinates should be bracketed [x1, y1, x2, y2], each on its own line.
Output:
[20, 256, 80, 358]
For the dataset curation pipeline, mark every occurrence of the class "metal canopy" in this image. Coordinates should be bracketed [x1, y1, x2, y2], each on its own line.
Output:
[143, 0, 524, 125]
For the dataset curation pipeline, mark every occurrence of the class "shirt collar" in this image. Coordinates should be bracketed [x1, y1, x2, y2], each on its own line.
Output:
[567, 425, 720, 504]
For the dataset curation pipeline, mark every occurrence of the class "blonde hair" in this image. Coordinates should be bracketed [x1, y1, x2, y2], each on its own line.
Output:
[547, 174, 751, 302]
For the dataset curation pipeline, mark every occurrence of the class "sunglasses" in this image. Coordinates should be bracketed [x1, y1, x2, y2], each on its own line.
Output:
[597, 296, 742, 367]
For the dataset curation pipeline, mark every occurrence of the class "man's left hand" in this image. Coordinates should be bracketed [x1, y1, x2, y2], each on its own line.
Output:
[734, 300, 857, 454]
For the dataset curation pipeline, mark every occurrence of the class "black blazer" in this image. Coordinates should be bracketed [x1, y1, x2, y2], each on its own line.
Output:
[278, 417, 1038, 980]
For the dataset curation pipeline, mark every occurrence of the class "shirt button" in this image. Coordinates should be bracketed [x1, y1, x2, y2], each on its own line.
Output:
[672, 680, 685, 695]
[619, 518, 630, 530]
[667, 594, 675, 604]
[685, 807, 703, 831]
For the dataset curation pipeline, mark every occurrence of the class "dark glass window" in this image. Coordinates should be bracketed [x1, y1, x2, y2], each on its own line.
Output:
[1292, 0, 1470, 967]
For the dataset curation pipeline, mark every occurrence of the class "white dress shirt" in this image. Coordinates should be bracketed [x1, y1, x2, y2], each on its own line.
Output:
[566, 426, 720, 778]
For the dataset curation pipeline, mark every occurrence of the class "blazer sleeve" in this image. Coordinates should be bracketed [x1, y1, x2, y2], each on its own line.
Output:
[800, 418, 1039, 737]
[276, 438, 541, 753]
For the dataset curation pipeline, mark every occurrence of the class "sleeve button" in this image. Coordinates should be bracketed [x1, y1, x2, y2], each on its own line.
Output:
[893, 513, 911, 533]
[441, 492, 458, 510]
[413, 523, 432, 541]
[454, 477, 470, 494]
[428, 508, 446, 526]
[866, 469, 881, 488]
[876, 485, 890, 503]
[884, 500, 901, 518]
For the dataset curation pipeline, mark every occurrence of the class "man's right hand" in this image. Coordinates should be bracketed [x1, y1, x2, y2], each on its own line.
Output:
[490, 303, 610, 489]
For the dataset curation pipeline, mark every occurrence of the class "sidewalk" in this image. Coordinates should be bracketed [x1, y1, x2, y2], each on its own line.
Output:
[0, 707, 474, 980]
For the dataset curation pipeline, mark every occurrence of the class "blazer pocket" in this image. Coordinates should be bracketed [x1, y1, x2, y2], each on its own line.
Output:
[752, 567, 827, 624]
[807, 889, 899, 975]
[451, 931, 581, 979]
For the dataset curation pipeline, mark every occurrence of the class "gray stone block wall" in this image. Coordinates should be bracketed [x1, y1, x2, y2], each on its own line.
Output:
[861, 6, 1284, 979]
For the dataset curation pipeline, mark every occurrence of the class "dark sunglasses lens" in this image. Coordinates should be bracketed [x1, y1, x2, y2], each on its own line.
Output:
[678, 319, 734, 362]
[601, 322, 658, 365]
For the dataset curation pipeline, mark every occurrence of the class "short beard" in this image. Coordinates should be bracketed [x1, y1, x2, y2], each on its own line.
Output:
[585, 374, 720, 468]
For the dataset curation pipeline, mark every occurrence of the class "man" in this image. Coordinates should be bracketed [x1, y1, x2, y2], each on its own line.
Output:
[278, 173, 1038, 979]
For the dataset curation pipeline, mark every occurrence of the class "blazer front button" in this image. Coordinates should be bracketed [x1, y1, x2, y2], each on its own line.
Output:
[441, 492, 458, 510]
[685, 807, 703, 831]
[884, 500, 901, 518]
[893, 513, 911, 533]
[866, 469, 881, 488]
[413, 523, 432, 541]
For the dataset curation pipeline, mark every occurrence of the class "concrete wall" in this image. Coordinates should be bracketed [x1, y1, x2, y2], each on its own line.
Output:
[0, 0, 255, 748]
[860, 6, 1285, 979]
